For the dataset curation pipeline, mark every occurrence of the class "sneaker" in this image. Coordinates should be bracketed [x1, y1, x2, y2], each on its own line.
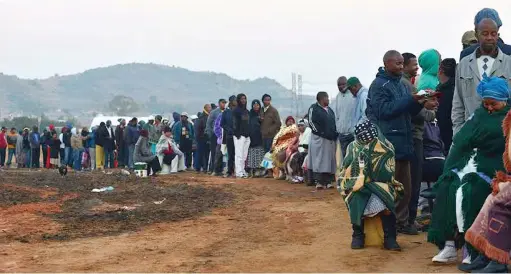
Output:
[223, 173, 233, 178]
[326, 183, 334, 189]
[212, 172, 222, 177]
[432, 245, 457, 263]
[316, 183, 325, 190]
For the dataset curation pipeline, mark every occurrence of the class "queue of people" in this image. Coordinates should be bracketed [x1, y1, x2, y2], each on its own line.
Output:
[337, 7, 511, 273]
[1, 7, 511, 273]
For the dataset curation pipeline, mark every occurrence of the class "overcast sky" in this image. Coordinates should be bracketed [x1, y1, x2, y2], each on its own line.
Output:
[1, 0, 510, 97]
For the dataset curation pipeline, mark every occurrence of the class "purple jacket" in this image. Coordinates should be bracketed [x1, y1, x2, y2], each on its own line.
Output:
[214, 113, 223, 145]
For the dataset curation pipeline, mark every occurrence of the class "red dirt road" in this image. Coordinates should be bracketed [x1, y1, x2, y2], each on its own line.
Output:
[1, 173, 459, 272]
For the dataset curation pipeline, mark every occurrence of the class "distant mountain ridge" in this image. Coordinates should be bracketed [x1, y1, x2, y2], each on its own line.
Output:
[0, 63, 314, 118]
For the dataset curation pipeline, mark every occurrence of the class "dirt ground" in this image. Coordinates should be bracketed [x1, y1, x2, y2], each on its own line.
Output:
[0, 170, 460, 272]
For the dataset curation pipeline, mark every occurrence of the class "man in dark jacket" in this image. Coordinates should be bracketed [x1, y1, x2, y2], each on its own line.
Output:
[308, 91, 337, 189]
[115, 119, 127, 168]
[206, 98, 227, 174]
[365, 50, 431, 231]
[460, 8, 511, 59]
[196, 104, 212, 173]
[233, 94, 251, 178]
[436, 58, 456, 154]
[173, 112, 195, 169]
[29, 126, 41, 168]
[63, 127, 72, 167]
[103, 120, 115, 169]
[260, 94, 282, 152]
[221, 95, 237, 177]
[126, 118, 140, 170]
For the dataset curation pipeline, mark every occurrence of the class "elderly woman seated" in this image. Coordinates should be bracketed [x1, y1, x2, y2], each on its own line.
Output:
[285, 119, 312, 183]
[156, 126, 185, 174]
[134, 129, 162, 177]
[338, 120, 404, 251]
[271, 116, 298, 180]
[428, 76, 510, 267]
[464, 113, 511, 273]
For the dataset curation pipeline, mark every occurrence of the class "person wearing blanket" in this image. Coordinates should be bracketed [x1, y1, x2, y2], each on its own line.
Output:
[338, 120, 404, 251]
[134, 129, 162, 177]
[156, 126, 185, 174]
[428, 76, 510, 266]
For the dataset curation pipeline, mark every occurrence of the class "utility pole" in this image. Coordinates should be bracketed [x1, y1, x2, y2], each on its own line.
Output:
[291, 73, 297, 117]
[297, 74, 302, 117]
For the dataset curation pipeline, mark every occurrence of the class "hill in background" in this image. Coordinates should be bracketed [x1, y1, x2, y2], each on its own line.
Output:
[0, 63, 315, 121]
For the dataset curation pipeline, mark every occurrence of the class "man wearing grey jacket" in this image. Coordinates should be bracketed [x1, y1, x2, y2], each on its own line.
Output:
[206, 98, 226, 174]
[335, 76, 356, 158]
[452, 18, 511, 134]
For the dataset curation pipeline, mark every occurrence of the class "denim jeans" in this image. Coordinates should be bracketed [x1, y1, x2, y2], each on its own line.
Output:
[104, 147, 114, 169]
[6, 148, 15, 166]
[73, 148, 84, 171]
[31, 148, 40, 168]
[64, 147, 72, 166]
[25, 149, 32, 168]
[128, 144, 135, 169]
[60, 148, 65, 165]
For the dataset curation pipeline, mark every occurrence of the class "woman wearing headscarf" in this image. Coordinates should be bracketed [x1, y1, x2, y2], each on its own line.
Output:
[156, 126, 185, 174]
[134, 129, 161, 177]
[338, 120, 404, 251]
[232, 93, 251, 178]
[417, 49, 441, 91]
[428, 76, 510, 266]
[247, 99, 265, 177]
[463, 111, 511, 273]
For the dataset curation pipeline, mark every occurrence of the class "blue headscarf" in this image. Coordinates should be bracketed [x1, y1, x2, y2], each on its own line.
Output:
[477, 76, 510, 101]
[474, 8, 502, 28]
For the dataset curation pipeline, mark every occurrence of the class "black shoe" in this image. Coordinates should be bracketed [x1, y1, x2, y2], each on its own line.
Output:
[458, 254, 490, 272]
[351, 224, 365, 249]
[381, 214, 401, 251]
[398, 223, 419, 235]
[477, 260, 509, 273]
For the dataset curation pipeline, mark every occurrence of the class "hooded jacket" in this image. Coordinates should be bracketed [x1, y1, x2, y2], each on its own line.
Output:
[233, 96, 250, 139]
[366, 67, 423, 160]
[417, 49, 440, 91]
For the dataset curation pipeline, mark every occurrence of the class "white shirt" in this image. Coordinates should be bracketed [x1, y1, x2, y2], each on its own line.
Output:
[298, 127, 311, 153]
[59, 133, 65, 149]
